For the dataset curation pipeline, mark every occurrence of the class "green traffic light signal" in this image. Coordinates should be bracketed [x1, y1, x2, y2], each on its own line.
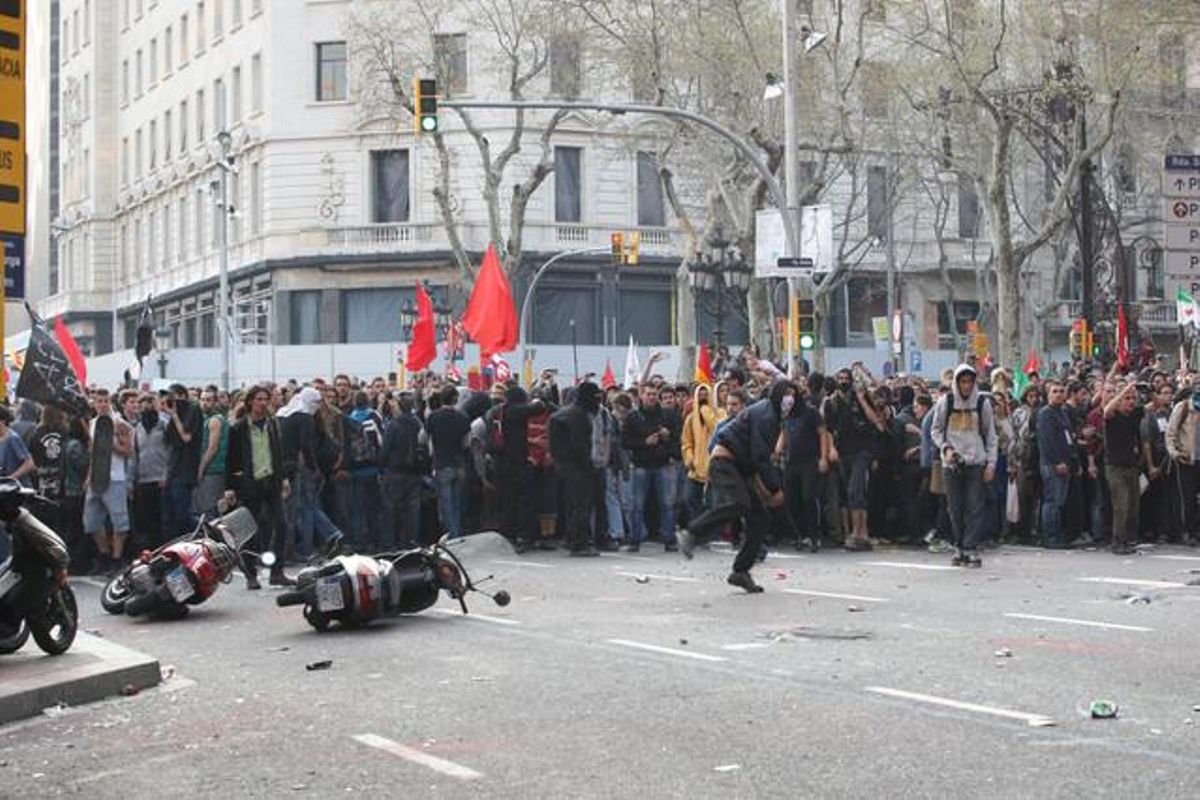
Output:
[414, 78, 439, 134]
[799, 333, 816, 350]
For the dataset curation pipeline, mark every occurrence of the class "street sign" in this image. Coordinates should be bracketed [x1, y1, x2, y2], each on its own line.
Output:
[909, 349, 923, 373]
[1163, 172, 1200, 200]
[1166, 225, 1200, 249]
[0, 2, 24, 237]
[1166, 250, 1200, 274]
[1165, 154, 1200, 171]
[1165, 198, 1200, 223]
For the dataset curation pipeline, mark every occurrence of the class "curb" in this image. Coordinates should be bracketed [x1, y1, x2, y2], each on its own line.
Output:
[0, 633, 161, 725]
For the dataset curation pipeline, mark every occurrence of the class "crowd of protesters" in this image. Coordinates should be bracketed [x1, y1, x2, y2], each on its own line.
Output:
[0, 344, 1195, 593]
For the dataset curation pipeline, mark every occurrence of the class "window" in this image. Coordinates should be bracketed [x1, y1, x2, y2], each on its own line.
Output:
[636, 152, 665, 227]
[135, 127, 143, 177]
[549, 36, 581, 98]
[121, 59, 129, 105]
[84, 0, 91, 44]
[937, 301, 981, 337]
[251, 53, 263, 112]
[200, 314, 215, 347]
[290, 291, 321, 344]
[212, 190, 221, 247]
[164, 110, 172, 159]
[250, 161, 262, 235]
[148, 210, 156, 271]
[162, 203, 172, 267]
[164, 26, 173, 74]
[865, 0, 887, 22]
[214, 78, 226, 129]
[196, 2, 206, 54]
[342, 289, 403, 343]
[134, 218, 142, 275]
[844, 277, 888, 338]
[72, 9, 79, 53]
[180, 14, 189, 63]
[179, 196, 187, 261]
[82, 73, 90, 118]
[230, 172, 241, 242]
[231, 65, 242, 121]
[861, 62, 888, 118]
[433, 33, 468, 96]
[957, 172, 979, 238]
[370, 150, 410, 222]
[62, 19, 68, 63]
[1114, 144, 1137, 195]
[616, 285, 672, 346]
[136, 0, 143, 19]
[121, 137, 129, 184]
[1159, 33, 1186, 108]
[149, 119, 157, 170]
[122, 0, 130, 30]
[867, 164, 888, 240]
[555, 147, 583, 222]
[196, 188, 205, 253]
[214, 0, 223, 38]
[180, 99, 189, 150]
[82, 148, 90, 196]
[120, 224, 128, 281]
[136, 48, 143, 96]
[233, 0, 242, 27]
[149, 38, 157, 87]
[196, 88, 205, 140]
[252, 0, 262, 16]
[315, 42, 347, 101]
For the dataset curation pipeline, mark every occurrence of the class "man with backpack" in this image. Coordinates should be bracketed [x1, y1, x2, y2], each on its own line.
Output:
[347, 390, 385, 552]
[425, 386, 471, 540]
[379, 394, 426, 550]
[930, 364, 998, 567]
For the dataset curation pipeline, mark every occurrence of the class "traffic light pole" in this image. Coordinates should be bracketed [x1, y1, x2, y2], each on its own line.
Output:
[518, 247, 609, 375]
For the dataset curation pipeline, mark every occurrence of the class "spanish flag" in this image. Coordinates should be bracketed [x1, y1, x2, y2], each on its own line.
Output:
[695, 341, 714, 385]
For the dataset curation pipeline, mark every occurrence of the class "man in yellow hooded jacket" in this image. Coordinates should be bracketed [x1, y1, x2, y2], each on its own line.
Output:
[681, 384, 722, 520]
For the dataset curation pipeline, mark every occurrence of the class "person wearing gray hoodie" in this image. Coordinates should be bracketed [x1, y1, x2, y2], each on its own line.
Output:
[930, 364, 998, 567]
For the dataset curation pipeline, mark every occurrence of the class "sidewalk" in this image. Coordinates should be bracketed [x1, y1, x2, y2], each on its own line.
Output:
[0, 632, 161, 725]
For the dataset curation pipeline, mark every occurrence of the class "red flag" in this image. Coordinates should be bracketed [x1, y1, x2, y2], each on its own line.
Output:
[694, 341, 714, 385]
[600, 359, 616, 389]
[53, 316, 88, 387]
[1023, 350, 1039, 376]
[1117, 302, 1129, 369]
[405, 285, 437, 372]
[462, 244, 518, 358]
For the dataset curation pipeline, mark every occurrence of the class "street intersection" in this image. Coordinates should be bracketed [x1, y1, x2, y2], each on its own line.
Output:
[2, 542, 1199, 798]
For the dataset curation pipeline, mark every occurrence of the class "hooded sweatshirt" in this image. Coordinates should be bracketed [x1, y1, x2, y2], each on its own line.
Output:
[713, 380, 795, 494]
[681, 385, 718, 482]
[930, 365, 998, 469]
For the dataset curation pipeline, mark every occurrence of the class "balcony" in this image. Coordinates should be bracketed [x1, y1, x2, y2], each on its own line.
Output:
[1048, 300, 1177, 329]
[322, 223, 438, 251]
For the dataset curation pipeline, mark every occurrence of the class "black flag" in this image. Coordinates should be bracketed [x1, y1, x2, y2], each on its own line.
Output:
[124, 297, 154, 387]
[16, 306, 92, 418]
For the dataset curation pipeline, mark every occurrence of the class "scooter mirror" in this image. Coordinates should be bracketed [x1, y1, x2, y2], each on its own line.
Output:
[492, 590, 511, 607]
[260, 551, 277, 568]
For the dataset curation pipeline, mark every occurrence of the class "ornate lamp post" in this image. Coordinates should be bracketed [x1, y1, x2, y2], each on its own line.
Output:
[686, 233, 753, 348]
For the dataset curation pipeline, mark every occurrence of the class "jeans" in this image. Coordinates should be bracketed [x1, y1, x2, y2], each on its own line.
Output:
[605, 469, 631, 540]
[287, 466, 342, 559]
[943, 463, 987, 553]
[632, 464, 677, 545]
[382, 473, 423, 550]
[434, 466, 467, 540]
[1039, 465, 1071, 546]
[162, 479, 196, 540]
[349, 473, 382, 551]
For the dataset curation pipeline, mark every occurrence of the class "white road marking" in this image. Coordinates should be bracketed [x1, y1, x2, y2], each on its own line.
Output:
[865, 686, 1055, 728]
[353, 733, 483, 780]
[491, 559, 553, 569]
[784, 588, 891, 603]
[1079, 577, 1186, 589]
[1005, 612, 1153, 633]
[607, 638, 728, 662]
[863, 560, 958, 572]
[433, 608, 520, 626]
[720, 643, 771, 651]
[614, 571, 700, 583]
[765, 552, 807, 560]
[604, 553, 655, 563]
[1149, 554, 1200, 563]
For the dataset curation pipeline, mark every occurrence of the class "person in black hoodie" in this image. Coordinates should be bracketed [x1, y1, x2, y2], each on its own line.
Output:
[551, 382, 602, 556]
[678, 379, 799, 593]
[495, 386, 546, 552]
[621, 384, 682, 552]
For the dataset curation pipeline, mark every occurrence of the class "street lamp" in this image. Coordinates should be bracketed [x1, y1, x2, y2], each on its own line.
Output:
[155, 325, 172, 379]
[399, 284, 452, 341]
[213, 130, 237, 391]
[687, 233, 752, 347]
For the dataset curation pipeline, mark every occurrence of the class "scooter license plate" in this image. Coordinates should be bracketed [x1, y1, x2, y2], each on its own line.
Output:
[315, 578, 344, 611]
[165, 567, 194, 602]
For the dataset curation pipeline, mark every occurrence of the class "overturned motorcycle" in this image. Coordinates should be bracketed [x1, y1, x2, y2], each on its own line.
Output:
[101, 507, 259, 619]
[276, 531, 512, 632]
[0, 480, 78, 656]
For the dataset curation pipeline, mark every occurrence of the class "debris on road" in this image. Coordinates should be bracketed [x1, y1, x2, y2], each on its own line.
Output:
[305, 660, 333, 671]
[761, 626, 872, 642]
[679, 638, 689, 645]
[993, 648, 1013, 658]
[42, 703, 68, 718]
[633, 575, 650, 584]
[775, 571, 789, 581]
[713, 764, 741, 773]
[1120, 593, 1153, 605]
[160, 664, 176, 681]
[1089, 700, 1119, 719]
[270, 646, 291, 652]
[847, 605, 864, 613]
[84, 628, 103, 637]
[1028, 718, 1057, 728]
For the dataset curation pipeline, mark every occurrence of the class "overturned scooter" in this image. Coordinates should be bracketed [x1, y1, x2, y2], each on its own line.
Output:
[275, 531, 512, 632]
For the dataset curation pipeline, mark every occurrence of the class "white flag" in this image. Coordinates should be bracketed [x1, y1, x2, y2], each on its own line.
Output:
[1178, 287, 1198, 329]
[623, 335, 641, 388]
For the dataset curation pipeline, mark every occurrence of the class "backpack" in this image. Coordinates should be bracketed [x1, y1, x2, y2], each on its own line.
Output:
[347, 412, 382, 469]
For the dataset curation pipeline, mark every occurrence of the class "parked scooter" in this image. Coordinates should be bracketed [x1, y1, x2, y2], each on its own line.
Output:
[0, 479, 78, 656]
[101, 507, 258, 619]
[276, 531, 512, 632]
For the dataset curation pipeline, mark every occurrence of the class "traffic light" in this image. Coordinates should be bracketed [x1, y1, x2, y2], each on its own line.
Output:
[1069, 319, 1084, 359]
[627, 231, 640, 265]
[796, 298, 817, 350]
[610, 232, 625, 265]
[413, 78, 439, 134]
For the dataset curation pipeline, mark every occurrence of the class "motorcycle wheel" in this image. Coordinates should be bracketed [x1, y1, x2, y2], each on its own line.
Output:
[101, 574, 133, 615]
[0, 619, 29, 654]
[302, 605, 330, 632]
[30, 586, 78, 656]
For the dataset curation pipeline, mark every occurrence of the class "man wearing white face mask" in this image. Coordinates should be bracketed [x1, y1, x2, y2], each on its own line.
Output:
[677, 379, 800, 593]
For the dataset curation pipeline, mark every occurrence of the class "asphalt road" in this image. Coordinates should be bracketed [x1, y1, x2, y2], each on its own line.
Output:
[3, 540, 1200, 798]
